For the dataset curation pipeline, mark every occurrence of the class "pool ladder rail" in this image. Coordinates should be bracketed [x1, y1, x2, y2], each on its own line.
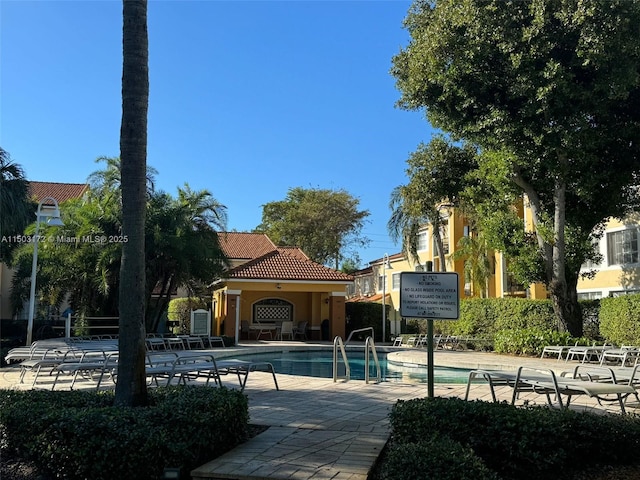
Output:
[332, 328, 382, 384]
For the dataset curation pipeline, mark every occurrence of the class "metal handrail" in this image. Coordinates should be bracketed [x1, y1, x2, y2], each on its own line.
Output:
[344, 327, 375, 344]
[365, 336, 381, 384]
[332, 336, 351, 382]
[333, 334, 381, 384]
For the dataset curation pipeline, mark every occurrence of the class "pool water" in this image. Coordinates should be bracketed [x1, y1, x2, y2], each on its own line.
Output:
[228, 350, 471, 384]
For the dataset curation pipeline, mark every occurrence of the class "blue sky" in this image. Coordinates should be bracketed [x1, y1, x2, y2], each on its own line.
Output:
[1, 0, 437, 267]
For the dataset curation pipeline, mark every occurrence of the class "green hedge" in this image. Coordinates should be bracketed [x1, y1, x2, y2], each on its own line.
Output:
[600, 294, 640, 345]
[493, 328, 580, 356]
[379, 397, 640, 480]
[432, 298, 557, 339]
[0, 386, 249, 480]
[167, 297, 208, 334]
[345, 302, 389, 342]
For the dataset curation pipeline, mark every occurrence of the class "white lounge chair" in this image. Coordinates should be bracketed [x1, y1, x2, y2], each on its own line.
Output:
[464, 366, 636, 413]
[541, 341, 578, 361]
[565, 343, 612, 364]
[215, 359, 279, 391]
[599, 346, 640, 367]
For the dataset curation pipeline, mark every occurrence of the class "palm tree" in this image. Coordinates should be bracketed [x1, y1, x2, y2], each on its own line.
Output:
[0, 148, 33, 263]
[8, 183, 229, 334]
[145, 185, 228, 332]
[388, 137, 477, 273]
[388, 185, 448, 271]
[115, 0, 149, 407]
[88, 155, 157, 201]
[452, 230, 492, 298]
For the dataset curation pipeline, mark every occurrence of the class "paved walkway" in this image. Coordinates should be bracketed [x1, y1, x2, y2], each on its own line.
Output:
[1, 342, 636, 480]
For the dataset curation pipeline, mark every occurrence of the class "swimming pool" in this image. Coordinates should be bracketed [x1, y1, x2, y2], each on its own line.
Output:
[227, 349, 471, 384]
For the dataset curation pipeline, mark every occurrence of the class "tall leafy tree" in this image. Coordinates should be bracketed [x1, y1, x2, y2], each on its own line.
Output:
[388, 136, 477, 271]
[257, 187, 370, 269]
[116, 0, 149, 406]
[392, 0, 640, 335]
[0, 148, 33, 263]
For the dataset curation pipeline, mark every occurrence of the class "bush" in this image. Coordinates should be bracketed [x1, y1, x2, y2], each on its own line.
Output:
[433, 298, 556, 340]
[493, 328, 579, 356]
[378, 435, 498, 480]
[385, 397, 640, 480]
[167, 297, 208, 334]
[599, 294, 640, 345]
[345, 302, 389, 342]
[0, 386, 249, 480]
[428, 298, 603, 349]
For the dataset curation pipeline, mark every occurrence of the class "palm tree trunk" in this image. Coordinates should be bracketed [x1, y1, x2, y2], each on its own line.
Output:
[115, 0, 149, 407]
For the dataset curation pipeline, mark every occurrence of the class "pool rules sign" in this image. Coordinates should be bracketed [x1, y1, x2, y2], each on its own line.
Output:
[400, 271, 459, 399]
[400, 272, 460, 320]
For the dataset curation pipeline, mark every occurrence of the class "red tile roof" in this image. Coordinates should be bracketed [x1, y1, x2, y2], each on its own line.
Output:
[216, 232, 353, 283]
[369, 252, 404, 266]
[218, 232, 277, 259]
[28, 181, 89, 203]
[227, 248, 353, 282]
[346, 293, 390, 303]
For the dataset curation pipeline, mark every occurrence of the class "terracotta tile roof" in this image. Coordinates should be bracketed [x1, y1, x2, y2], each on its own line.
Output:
[277, 246, 310, 261]
[369, 252, 404, 266]
[227, 248, 354, 282]
[346, 293, 390, 303]
[217, 232, 277, 259]
[352, 266, 373, 277]
[28, 181, 89, 203]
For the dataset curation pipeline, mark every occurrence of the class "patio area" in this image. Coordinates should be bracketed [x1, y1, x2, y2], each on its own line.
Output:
[1, 344, 638, 480]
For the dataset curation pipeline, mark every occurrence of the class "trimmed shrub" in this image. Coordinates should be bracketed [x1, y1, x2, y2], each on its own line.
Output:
[580, 299, 601, 340]
[378, 435, 498, 480]
[386, 397, 640, 480]
[493, 328, 577, 356]
[0, 386, 249, 480]
[599, 294, 640, 345]
[345, 302, 389, 342]
[167, 297, 208, 334]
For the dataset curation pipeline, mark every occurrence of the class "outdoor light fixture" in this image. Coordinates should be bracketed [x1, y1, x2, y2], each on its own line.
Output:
[26, 197, 64, 346]
[381, 253, 392, 343]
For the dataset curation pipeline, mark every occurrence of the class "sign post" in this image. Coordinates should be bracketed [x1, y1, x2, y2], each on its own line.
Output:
[400, 271, 459, 398]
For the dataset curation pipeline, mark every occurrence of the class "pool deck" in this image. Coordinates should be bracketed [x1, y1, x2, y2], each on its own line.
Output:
[2, 340, 637, 480]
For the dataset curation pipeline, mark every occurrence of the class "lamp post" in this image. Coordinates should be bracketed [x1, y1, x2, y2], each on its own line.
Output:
[381, 253, 392, 343]
[26, 197, 64, 346]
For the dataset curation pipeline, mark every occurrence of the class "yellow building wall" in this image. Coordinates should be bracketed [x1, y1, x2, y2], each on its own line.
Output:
[213, 279, 349, 339]
[576, 215, 640, 296]
[394, 199, 637, 302]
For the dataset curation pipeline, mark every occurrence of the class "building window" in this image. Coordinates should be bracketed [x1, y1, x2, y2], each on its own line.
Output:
[378, 275, 387, 291]
[610, 289, 640, 297]
[417, 229, 429, 251]
[577, 291, 602, 300]
[607, 228, 639, 266]
[362, 278, 372, 296]
[581, 241, 602, 270]
[392, 273, 401, 290]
